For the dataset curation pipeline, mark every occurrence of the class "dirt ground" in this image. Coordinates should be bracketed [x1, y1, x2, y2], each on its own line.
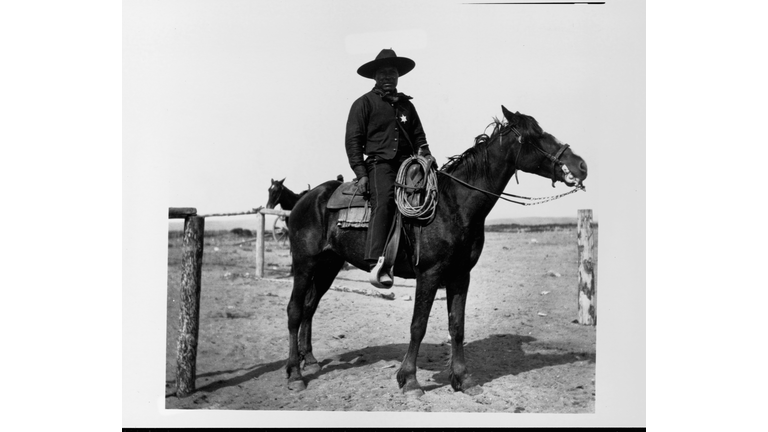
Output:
[164, 226, 597, 413]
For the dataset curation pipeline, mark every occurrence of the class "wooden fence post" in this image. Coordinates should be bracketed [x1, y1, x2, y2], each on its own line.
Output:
[176, 214, 205, 397]
[253, 209, 290, 278]
[255, 212, 265, 277]
[577, 209, 597, 326]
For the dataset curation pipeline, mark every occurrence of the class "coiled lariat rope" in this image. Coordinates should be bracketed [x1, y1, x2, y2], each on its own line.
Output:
[394, 155, 439, 222]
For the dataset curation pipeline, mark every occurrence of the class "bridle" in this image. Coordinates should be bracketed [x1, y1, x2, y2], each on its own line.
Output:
[437, 122, 584, 206]
[505, 125, 580, 189]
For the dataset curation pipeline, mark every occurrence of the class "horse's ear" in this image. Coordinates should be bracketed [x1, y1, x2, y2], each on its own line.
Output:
[280, 177, 286, 183]
[271, 178, 274, 183]
[501, 105, 516, 123]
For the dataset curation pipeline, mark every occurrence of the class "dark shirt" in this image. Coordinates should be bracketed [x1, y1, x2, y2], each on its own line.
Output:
[345, 88, 428, 180]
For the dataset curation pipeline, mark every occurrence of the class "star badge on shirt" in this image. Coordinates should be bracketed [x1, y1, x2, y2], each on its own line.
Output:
[399, 114, 407, 123]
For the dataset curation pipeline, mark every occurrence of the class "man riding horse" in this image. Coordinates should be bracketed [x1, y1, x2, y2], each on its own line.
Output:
[345, 49, 435, 288]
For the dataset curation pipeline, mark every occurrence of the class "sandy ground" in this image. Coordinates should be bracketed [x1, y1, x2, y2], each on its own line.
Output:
[164, 228, 596, 413]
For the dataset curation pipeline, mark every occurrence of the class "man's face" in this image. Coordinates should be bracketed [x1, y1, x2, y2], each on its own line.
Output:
[374, 66, 399, 92]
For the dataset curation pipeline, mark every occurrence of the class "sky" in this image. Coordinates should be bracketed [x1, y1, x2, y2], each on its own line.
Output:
[125, 0, 645, 223]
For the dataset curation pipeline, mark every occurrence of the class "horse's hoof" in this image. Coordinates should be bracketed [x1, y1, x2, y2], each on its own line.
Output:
[404, 388, 425, 399]
[287, 380, 306, 392]
[302, 362, 321, 375]
[463, 385, 483, 396]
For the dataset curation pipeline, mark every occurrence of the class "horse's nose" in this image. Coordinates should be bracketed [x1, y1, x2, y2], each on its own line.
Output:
[579, 160, 588, 174]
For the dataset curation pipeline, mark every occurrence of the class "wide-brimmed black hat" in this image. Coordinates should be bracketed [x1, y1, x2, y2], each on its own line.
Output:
[356, 49, 415, 79]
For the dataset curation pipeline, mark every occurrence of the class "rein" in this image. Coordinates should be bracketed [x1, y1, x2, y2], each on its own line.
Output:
[437, 170, 581, 206]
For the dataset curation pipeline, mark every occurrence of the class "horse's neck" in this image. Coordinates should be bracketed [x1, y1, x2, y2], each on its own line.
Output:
[444, 136, 517, 220]
[279, 188, 301, 210]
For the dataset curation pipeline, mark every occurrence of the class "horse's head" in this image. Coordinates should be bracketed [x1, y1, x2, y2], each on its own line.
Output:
[501, 106, 588, 189]
[266, 177, 286, 209]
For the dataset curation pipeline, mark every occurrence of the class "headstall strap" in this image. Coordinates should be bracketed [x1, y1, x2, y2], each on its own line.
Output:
[510, 126, 522, 143]
[552, 144, 567, 186]
[553, 143, 569, 160]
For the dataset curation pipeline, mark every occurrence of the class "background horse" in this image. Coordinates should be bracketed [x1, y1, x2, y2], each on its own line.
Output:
[266, 178, 310, 243]
[285, 106, 588, 397]
[266, 178, 309, 213]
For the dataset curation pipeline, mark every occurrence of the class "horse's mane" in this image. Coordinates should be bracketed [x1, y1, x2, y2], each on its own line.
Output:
[440, 113, 543, 183]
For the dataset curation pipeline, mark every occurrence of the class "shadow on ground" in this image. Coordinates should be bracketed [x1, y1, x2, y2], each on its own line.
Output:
[172, 333, 594, 396]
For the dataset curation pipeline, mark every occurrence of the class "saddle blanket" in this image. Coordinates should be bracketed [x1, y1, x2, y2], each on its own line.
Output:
[337, 206, 370, 229]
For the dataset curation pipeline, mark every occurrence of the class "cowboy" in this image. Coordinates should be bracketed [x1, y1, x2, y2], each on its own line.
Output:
[345, 49, 435, 288]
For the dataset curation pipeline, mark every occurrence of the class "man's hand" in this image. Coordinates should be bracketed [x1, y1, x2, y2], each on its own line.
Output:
[424, 154, 436, 170]
[356, 176, 369, 194]
[418, 145, 436, 170]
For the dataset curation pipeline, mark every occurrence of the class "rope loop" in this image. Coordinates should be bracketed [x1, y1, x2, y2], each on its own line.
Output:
[394, 156, 439, 223]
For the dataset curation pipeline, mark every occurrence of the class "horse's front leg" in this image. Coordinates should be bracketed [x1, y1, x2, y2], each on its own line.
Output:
[396, 269, 441, 398]
[445, 271, 482, 395]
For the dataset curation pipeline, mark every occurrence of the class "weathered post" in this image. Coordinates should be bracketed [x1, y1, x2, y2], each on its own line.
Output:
[169, 208, 197, 219]
[255, 211, 265, 277]
[176, 213, 205, 396]
[577, 209, 597, 325]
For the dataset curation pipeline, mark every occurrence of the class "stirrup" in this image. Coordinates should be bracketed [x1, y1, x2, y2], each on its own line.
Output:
[369, 256, 394, 289]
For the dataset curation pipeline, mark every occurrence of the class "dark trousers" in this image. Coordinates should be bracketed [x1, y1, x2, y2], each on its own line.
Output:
[365, 156, 407, 263]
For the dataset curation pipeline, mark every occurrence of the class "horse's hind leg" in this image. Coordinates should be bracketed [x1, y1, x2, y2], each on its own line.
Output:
[285, 261, 313, 391]
[298, 251, 345, 375]
[445, 271, 482, 395]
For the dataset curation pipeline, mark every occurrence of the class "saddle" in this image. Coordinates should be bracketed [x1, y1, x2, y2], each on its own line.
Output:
[327, 181, 368, 210]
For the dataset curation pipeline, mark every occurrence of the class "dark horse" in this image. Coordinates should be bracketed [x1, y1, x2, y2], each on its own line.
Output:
[266, 178, 309, 212]
[285, 106, 588, 397]
[266, 178, 311, 270]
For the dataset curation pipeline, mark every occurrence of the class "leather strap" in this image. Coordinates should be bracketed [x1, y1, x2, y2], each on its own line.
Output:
[382, 212, 402, 271]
